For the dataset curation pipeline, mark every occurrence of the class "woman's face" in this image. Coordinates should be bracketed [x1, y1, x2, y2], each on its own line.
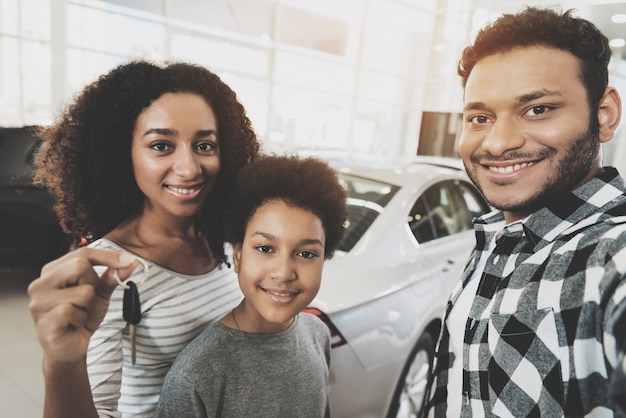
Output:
[131, 92, 220, 221]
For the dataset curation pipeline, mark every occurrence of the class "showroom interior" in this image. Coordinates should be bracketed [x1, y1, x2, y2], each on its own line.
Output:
[1, 0, 625, 416]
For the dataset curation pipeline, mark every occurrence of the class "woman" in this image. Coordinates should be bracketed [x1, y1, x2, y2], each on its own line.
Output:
[27, 60, 259, 418]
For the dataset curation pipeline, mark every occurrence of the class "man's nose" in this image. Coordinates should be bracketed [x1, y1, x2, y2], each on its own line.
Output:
[482, 118, 525, 156]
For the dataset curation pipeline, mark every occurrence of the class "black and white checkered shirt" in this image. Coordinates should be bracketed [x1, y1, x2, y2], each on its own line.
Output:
[425, 167, 626, 417]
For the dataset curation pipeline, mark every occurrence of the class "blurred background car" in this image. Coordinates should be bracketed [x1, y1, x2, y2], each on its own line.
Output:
[305, 156, 490, 418]
[0, 126, 73, 271]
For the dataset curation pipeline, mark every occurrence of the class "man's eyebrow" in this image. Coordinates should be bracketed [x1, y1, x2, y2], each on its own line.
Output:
[516, 89, 563, 104]
[463, 89, 564, 112]
[463, 101, 487, 112]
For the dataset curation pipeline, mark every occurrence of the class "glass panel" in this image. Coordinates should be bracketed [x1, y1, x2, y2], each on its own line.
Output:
[415, 181, 469, 240]
[270, 85, 351, 152]
[66, 3, 165, 58]
[0, 37, 21, 124]
[276, 5, 348, 56]
[274, 50, 356, 94]
[168, 0, 272, 39]
[217, 72, 270, 138]
[169, 33, 270, 77]
[0, 0, 20, 35]
[21, 40, 51, 124]
[361, 0, 433, 76]
[357, 70, 402, 103]
[409, 196, 436, 243]
[457, 180, 490, 222]
[102, 0, 165, 15]
[21, 0, 51, 41]
[338, 173, 399, 252]
[65, 49, 125, 98]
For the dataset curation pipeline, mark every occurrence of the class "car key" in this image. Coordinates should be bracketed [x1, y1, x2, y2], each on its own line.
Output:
[123, 280, 142, 365]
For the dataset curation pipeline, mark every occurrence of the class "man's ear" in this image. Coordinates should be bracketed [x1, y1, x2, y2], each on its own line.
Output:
[233, 243, 242, 274]
[598, 86, 622, 143]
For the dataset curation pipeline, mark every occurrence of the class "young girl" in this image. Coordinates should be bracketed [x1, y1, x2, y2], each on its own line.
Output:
[156, 155, 348, 417]
[27, 60, 259, 417]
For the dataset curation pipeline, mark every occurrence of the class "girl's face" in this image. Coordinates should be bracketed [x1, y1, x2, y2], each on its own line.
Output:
[233, 199, 326, 334]
[131, 92, 220, 221]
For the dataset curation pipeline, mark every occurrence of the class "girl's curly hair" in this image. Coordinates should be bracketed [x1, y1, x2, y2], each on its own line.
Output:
[34, 60, 260, 265]
[227, 155, 348, 259]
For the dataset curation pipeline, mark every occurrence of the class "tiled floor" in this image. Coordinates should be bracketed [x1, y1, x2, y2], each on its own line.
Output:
[0, 267, 44, 417]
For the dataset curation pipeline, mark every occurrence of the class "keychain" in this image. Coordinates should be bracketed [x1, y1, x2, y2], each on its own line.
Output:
[113, 258, 149, 365]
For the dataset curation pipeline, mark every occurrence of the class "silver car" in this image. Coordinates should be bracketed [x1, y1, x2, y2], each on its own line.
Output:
[305, 156, 490, 417]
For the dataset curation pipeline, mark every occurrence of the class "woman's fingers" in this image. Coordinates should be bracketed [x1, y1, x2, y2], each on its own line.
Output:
[27, 247, 139, 363]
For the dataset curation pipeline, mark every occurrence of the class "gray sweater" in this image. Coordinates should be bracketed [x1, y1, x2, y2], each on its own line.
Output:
[156, 312, 331, 417]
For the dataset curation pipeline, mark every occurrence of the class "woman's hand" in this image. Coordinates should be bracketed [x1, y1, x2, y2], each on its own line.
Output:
[28, 247, 137, 364]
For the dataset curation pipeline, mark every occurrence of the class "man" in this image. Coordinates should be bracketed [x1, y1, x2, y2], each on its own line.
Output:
[424, 7, 626, 417]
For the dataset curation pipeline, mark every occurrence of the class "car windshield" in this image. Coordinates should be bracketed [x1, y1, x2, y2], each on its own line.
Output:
[338, 173, 399, 252]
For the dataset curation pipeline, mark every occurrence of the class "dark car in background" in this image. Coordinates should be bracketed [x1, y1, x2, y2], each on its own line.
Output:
[0, 126, 72, 270]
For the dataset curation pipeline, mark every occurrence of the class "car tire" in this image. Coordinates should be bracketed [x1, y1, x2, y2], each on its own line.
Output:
[386, 332, 435, 418]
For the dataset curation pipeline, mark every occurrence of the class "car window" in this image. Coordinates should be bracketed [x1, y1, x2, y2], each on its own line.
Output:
[408, 195, 436, 242]
[457, 181, 491, 220]
[338, 173, 399, 252]
[408, 180, 487, 243]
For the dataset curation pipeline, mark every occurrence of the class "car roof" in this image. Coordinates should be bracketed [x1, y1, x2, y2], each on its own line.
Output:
[334, 155, 468, 187]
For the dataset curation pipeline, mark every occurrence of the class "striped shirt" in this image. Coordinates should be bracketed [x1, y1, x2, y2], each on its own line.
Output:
[86, 239, 242, 418]
[425, 167, 626, 417]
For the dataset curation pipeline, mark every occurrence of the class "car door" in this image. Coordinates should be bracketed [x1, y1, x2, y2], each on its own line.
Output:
[407, 179, 489, 296]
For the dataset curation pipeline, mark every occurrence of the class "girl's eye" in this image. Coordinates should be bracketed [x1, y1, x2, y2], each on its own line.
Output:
[298, 250, 319, 259]
[255, 245, 273, 254]
[149, 142, 172, 152]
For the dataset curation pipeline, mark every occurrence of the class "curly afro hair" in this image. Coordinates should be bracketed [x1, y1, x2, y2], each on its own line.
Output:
[227, 154, 348, 259]
[458, 7, 611, 116]
[34, 60, 260, 265]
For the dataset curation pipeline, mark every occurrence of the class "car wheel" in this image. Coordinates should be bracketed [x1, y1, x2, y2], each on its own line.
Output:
[387, 332, 435, 418]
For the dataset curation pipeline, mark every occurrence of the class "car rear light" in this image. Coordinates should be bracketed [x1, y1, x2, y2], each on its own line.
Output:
[303, 307, 347, 348]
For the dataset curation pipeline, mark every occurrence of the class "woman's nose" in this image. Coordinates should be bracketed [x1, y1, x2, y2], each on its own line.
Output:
[174, 149, 202, 177]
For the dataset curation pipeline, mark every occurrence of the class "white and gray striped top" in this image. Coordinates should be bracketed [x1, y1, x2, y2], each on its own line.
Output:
[86, 239, 242, 418]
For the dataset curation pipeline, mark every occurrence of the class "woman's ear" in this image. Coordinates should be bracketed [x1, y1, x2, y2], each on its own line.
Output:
[598, 86, 622, 143]
[233, 243, 242, 274]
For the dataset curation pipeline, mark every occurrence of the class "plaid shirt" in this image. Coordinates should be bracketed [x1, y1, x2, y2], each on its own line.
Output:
[424, 167, 626, 417]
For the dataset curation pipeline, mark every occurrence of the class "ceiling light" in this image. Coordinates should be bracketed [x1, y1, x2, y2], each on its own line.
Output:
[612, 14, 626, 24]
[610, 38, 626, 48]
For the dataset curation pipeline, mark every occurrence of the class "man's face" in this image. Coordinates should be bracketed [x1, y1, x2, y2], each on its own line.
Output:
[458, 46, 602, 223]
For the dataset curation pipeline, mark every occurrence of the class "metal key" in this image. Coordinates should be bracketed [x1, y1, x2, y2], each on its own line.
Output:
[123, 280, 142, 365]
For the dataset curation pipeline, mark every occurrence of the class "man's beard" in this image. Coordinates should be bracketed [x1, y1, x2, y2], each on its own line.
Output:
[467, 123, 600, 215]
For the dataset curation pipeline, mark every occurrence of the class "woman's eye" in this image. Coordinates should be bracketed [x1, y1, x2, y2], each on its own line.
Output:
[150, 142, 172, 151]
[196, 142, 216, 152]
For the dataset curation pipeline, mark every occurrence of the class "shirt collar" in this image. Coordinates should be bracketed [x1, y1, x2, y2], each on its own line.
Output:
[476, 167, 625, 252]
